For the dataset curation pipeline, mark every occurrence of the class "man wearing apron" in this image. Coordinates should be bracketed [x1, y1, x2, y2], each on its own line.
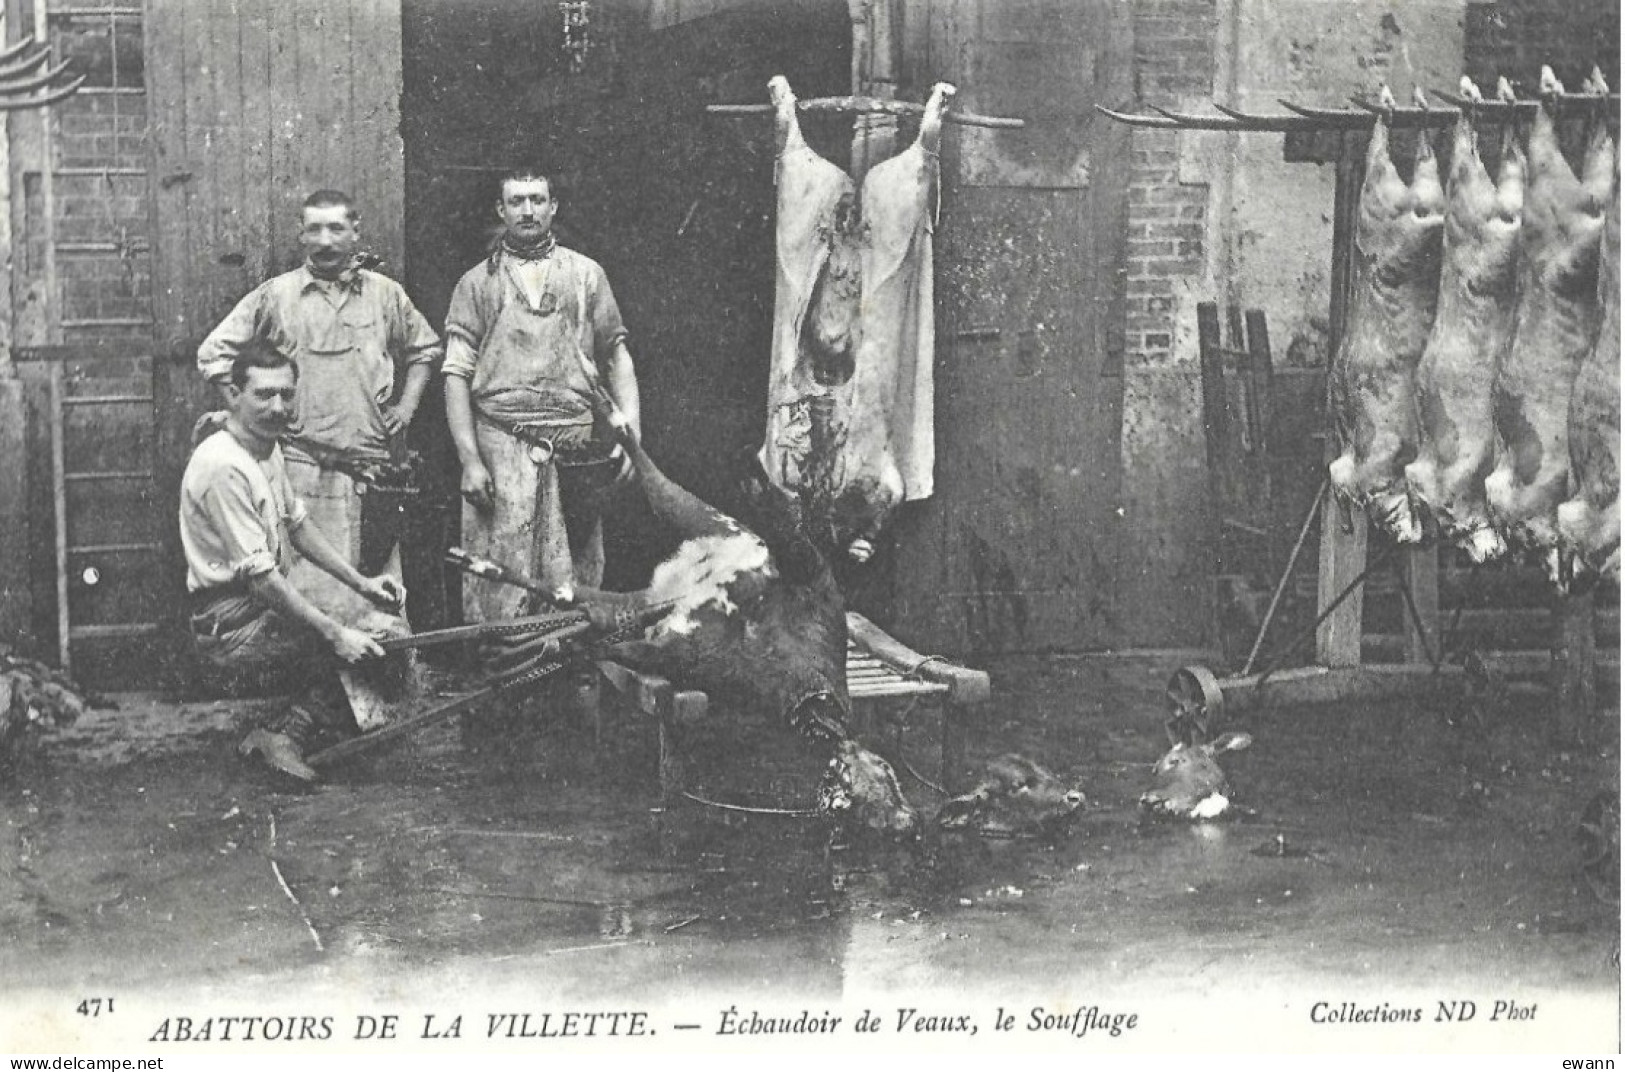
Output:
[197, 189, 443, 626]
[443, 167, 641, 628]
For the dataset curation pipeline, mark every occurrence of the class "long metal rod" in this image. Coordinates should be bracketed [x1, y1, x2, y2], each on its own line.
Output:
[375, 611, 590, 652]
[706, 96, 1023, 129]
[1146, 103, 1321, 132]
[0, 34, 36, 65]
[307, 657, 570, 768]
[0, 75, 85, 111]
[0, 59, 73, 95]
[0, 44, 48, 81]
[1240, 477, 1327, 676]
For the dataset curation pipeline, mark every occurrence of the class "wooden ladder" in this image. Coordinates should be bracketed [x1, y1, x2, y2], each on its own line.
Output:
[40, 350, 163, 674]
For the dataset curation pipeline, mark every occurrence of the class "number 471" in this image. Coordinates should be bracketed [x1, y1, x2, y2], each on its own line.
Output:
[77, 998, 114, 1017]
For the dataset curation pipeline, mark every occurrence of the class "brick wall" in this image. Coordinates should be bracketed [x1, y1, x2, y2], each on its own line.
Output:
[1125, 0, 1217, 368]
[1464, 0, 1620, 93]
[1114, 0, 1221, 649]
[55, 93, 149, 171]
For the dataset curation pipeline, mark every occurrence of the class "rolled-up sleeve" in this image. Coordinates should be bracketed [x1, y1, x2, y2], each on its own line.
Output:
[200, 471, 281, 579]
[587, 262, 629, 362]
[389, 283, 444, 370]
[440, 271, 487, 380]
[197, 286, 267, 383]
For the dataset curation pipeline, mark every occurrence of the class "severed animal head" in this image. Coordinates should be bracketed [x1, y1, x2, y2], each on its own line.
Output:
[934, 753, 1085, 838]
[1139, 730, 1253, 821]
[816, 739, 921, 838]
[1, 642, 89, 769]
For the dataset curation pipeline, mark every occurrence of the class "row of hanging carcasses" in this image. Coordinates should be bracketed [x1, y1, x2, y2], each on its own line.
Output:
[1327, 68, 1619, 589]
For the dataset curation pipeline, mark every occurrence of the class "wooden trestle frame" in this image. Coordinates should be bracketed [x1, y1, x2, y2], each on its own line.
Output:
[1098, 84, 1619, 745]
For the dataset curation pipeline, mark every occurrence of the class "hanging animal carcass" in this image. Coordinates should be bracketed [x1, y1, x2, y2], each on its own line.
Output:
[1405, 78, 1525, 562]
[1485, 69, 1615, 574]
[1328, 87, 1446, 543]
[1557, 118, 1621, 582]
[761, 76, 948, 563]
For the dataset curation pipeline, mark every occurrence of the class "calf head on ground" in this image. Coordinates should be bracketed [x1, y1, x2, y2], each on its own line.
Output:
[1139, 730, 1253, 820]
[816, 738, 921, 838]
[934, 754, 1085, 837]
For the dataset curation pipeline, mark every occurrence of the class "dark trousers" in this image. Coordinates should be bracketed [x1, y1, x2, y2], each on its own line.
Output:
[190, 591, 356, 746]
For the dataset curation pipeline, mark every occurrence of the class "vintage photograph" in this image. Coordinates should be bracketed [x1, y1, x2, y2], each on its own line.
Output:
[0, 0, 1619, 1059]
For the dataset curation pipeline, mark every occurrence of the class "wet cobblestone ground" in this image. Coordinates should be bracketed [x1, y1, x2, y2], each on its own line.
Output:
[2, 654, 1618, 1050]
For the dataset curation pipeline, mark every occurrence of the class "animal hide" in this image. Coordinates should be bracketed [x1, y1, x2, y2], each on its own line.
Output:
[761, 76, 949, 562]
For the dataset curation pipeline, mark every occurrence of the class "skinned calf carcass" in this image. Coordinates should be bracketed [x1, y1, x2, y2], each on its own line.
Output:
[761, 76, 947, 563]
[1557, 134, 1621, 582]
[1405, 78, 1525, 562]
[934, 754, 1085, 838]
[1139, 731, 1253, 821]
[583, 393, 920, 837]
[1485, 69, 1615, 569]
[1327, 87, 1446, 543]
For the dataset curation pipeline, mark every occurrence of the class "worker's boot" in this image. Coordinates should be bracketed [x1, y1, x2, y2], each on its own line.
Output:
[239, 704, 321, 784]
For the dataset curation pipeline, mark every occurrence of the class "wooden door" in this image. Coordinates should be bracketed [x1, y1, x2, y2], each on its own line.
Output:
[889, 0, 1134, 655]
[144, 0, 407, 659]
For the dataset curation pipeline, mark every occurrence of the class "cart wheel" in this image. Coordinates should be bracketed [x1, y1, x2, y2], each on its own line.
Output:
[1165, 664, 1225, 743]
[1578, 790, 1620, 904]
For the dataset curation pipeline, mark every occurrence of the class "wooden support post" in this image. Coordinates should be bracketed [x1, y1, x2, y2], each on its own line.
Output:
[1552, 584, 1597, 747]
[1402, 546, 1440, 665]
[1197, 302, 1230, 652]
[48, 361, 68, 672]
[941, 698, 971, 794]
[1243, 308, 1274, 459]
[657, 717, 685, 805]
[0, 376, 29, 640]
[1316, 511, 1367, 666]
[1243, 308, 1278, 572]
[1197, 303, 1230, 486]
[1315, 133, 1368, 668]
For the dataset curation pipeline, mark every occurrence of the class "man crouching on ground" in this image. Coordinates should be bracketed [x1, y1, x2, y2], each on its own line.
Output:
[181, 349, 406, 783]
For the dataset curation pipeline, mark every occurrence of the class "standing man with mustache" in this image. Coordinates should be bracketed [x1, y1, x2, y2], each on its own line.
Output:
[182, 350, 405, 782]
[197, 190, 443, 621]
[443, 167, 640, 628]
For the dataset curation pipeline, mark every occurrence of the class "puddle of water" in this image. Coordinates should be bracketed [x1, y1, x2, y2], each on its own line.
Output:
[1, 674, 1618, 1012]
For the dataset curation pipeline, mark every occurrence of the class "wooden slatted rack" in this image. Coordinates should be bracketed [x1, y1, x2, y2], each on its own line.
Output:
[596, 611, 991, 800]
